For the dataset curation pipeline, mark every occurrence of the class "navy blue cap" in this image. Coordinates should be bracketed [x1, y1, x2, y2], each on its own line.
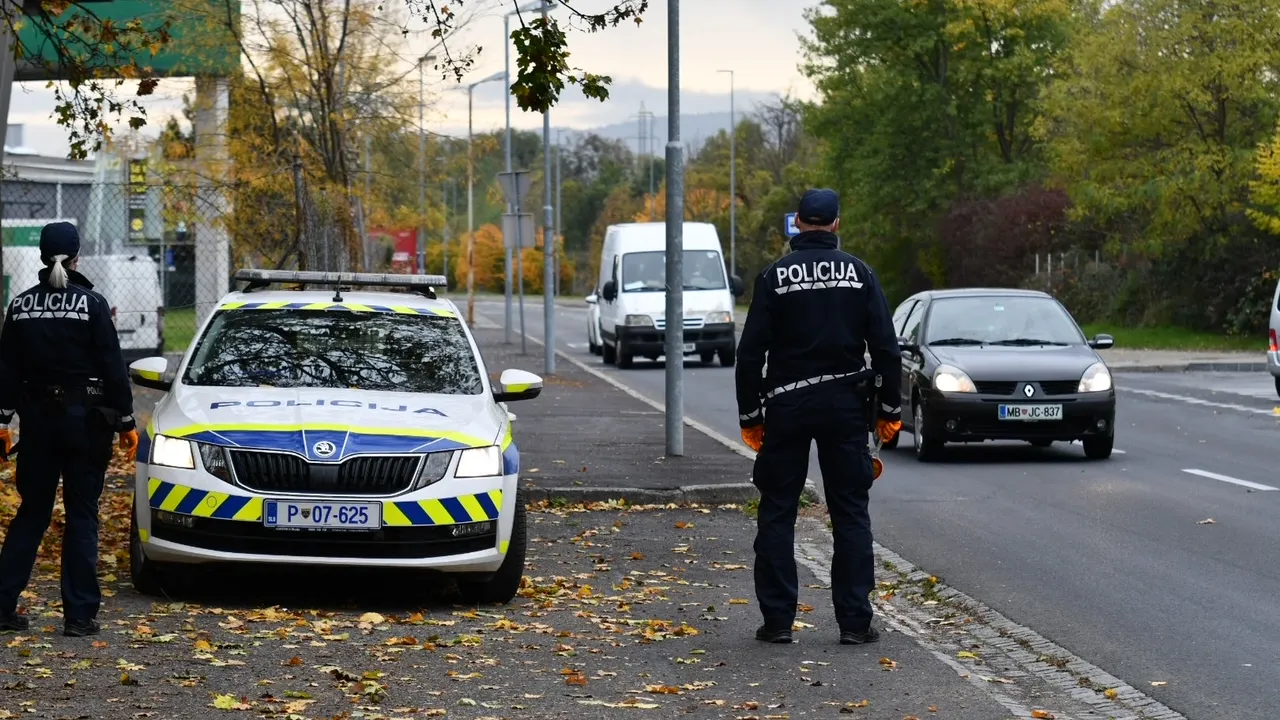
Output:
[797, 188, 840, 226]
[39, 221, 80, 264]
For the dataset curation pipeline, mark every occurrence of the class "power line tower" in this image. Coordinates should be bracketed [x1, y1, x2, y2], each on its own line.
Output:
[636, 103, 658, 220]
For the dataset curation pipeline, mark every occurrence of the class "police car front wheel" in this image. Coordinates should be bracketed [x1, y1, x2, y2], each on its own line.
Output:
[457, 489, 528, 605]
[129, 509, 171, 597]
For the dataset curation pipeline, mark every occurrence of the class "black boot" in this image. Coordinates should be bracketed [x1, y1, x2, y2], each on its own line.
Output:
[63, 619, 100, 637]
[0, 611, 29, 634]
[755, 624, 793, 644]
[839, 626, 880, 645]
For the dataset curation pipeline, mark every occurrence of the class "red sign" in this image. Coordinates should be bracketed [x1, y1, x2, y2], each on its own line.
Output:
[371, 227, 418, 273]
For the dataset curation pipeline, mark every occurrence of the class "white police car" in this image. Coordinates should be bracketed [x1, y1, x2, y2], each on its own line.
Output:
[126, 270, 542, 604]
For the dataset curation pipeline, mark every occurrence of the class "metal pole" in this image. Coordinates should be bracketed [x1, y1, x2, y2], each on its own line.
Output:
[648, 115, 656, 221]
[466, 86, 476, 327]
[665, 0, 684, 456]
[442, 176, 450, 282]
[418, 61, 427, 274]
[503, 13, 514, 344]
[718, 69, 735, 276]
[541, 0, 555, 375]
[555, 131, 563, 297]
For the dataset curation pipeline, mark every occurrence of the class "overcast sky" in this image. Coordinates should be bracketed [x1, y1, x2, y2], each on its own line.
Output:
[6, 0, 818, 157]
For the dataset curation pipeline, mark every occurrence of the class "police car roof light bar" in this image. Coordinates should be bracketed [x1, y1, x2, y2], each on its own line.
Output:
[234, 270, 449, 299]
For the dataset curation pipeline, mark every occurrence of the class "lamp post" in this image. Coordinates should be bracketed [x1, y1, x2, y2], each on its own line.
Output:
[717, 68, 735, 277]
[417, 53, 437, 274]
[465, 71, 506, 327]
[555, 129, 563, 297]
[665, 0, 684, 456]
[539, 0, 555, 375]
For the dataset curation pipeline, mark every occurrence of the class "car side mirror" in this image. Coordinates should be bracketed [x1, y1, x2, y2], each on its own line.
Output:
[129, 357, 172, 392]
[493, 368, 543, 403]
[1089, 333, 1114, 350]
[898, 336, 920, 354]
[585, 292, 598, 305]
[601, 280, 618, 302]
[729, 274, 746, 298]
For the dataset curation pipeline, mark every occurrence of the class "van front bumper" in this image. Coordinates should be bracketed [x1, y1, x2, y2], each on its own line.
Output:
[614, 322, 736, 356]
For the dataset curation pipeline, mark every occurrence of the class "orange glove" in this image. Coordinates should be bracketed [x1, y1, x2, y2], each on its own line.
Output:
[0, 428, 11, 463]
[119, 429, 140, 462]
[875, 419, 901, 445]
[741, 425, 764, 452]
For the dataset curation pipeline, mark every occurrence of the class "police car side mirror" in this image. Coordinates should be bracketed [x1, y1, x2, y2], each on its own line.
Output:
[601, 280, 618, 302]
[494, 368, 543, 403]
[129, 357, 172, 393]
[729, 275, 746, 298]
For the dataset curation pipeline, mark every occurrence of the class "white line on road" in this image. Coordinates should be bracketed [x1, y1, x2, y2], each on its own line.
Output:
[1181, 468, 1278, 492]
[1120, 387, 1279, 417]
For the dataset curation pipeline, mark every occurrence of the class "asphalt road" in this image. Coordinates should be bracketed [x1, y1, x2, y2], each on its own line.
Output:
[473, 297, 1280, 720]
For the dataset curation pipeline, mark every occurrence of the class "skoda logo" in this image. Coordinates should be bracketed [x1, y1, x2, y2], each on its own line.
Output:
[312, 440, 337, 458]
[1023, 383, 1035, 398]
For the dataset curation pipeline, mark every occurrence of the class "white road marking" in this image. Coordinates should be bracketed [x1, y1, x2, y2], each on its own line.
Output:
[1120, 387, 1279, 416]
[1182, 468, 1278, 492]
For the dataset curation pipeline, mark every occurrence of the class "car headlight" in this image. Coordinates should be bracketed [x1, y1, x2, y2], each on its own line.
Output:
[705, 311, 733, 324]
[1078, 362, 1112, 392]
[933, 364, 976, 393]
[151, 434, 195, 469]
[455, 446, 503, 478]
[625, 314, 653, 326]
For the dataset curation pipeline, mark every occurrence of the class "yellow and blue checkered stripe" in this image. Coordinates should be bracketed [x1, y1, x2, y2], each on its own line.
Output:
[146, 479, 502, 527]
[219, 300, 455, 317]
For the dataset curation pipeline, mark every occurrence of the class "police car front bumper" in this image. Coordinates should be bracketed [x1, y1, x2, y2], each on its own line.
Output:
[135, 467, 516, 574]
[615, 322, 735, 355]
[921, 387, 1116, 442]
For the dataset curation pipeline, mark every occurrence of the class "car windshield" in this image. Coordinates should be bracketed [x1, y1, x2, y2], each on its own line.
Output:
[924, 296, 1085, 346]
[622, 250, 727, 291]
[182, 309, 485, 394]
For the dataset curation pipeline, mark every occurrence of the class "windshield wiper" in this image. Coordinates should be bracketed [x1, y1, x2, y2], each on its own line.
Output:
[989, 338, 1069, 346]
[927, 337, 986, 346]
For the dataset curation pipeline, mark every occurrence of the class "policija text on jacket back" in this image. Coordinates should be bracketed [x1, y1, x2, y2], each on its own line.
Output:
[0, 222, 140, 638]
[734, 189, 903, 646]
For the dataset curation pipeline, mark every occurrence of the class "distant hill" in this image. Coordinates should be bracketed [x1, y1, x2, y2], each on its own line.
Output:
[571, 112, 735, 156]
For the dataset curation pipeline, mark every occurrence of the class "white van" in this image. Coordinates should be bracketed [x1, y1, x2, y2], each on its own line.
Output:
[75, 254, 165, 362]
[3, 246, 47, 307]
[586, 222, 744, 369]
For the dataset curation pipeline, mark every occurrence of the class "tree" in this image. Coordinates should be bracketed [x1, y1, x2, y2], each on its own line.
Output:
[1249, 123, 1280, 237]
[401, 0, 648, 114]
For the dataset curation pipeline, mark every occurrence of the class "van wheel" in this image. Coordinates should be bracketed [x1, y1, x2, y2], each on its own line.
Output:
[1274, 376, 1280, 400]
[718, 345, 736, 368]
[457, 490, 527, 605]
[602, 341, 616, 364]
[129, 507, 168, 597]
[616, 340, 634, 369]
[699, 350, 716, 365]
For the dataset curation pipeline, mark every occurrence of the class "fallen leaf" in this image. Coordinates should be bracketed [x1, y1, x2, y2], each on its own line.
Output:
[1151, 681, 1168, 687]
[728, 599, 750, 605]
[120, 673, 138, 686]
[358, 612, 386, 624]
[675, 521, 693, 529]
[1030, 711, 1055, 720]
[957, 651, 979, 660]
[1197, 518, 1215, 525]
[564, 672, 588, 686]
[928, 707, 938, 713]
[193, 640, 213, 652]
[878, 657, 898, 670]
[630, 552, 645, 560]
[1104, 688, 1118, 700]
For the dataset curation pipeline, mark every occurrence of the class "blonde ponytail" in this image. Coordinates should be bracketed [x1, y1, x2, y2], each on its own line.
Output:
[48, 254, 70, 289]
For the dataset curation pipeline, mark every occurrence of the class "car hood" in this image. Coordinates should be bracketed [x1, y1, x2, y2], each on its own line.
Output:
[152, 386, 504, 462]
[928, 344, 1102, 381]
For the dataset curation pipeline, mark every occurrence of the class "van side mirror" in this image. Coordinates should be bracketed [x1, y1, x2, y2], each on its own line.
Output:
[493, 369, 543, 403]
[129, 357, 172, 392]
[601, 280, 618, 302]
[585, 292, 598, 305]
[1088, 333, 1114, 350]
[729, 274, 745, 298]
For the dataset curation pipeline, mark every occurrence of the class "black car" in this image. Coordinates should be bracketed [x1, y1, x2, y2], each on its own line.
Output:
[883, 288, 1116, 461]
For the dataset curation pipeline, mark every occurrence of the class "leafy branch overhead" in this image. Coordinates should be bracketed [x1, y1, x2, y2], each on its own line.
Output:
[400, 0, 648, 113]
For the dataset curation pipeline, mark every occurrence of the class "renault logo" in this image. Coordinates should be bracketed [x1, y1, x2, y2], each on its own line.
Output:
[312, 440, 337, 458]
[1022, 383, 1035, 398]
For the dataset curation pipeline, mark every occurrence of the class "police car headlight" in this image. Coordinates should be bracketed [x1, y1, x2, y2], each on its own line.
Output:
[705, 311, 732, 324]
[625, 314, 654, 326]
[1078, 362, 1112, 393]
[152, 435, 196, 470]
[455, 446, 502, 478]
[933, 365, 976, 393]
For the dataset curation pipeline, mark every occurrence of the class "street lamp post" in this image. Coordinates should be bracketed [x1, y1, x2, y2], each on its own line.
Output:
[717, 68, 735, 277]
[665, 0, 684, 456]
[466, 71, 506, 327]
[540, 0, 555, 376]
[418, 53, 437, 275]
[555, 129, 563, 297]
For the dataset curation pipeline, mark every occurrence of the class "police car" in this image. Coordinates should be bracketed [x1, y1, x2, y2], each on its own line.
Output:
[125, 270, 542, 604]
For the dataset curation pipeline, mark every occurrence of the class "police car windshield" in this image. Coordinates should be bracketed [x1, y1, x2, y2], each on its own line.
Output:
[924, 296, 1085, 346]
[621, 250, 727, 291]
[182, 309, 485, 394]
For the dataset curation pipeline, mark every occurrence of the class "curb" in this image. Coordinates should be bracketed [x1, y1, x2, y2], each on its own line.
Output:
[524, 482, 759, 506]
[494, 320, 822, 506]
[1111, 361, 1268, 373]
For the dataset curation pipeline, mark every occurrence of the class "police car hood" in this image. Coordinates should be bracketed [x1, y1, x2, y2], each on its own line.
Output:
[156, 387, 503, 462]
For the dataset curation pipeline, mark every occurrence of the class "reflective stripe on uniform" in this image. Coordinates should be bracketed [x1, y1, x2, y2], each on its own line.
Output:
[774, 279, 863, 295]
[739, 408, 762, 423]
[764, 371, 865, 400]
[881, 402, 901, 414]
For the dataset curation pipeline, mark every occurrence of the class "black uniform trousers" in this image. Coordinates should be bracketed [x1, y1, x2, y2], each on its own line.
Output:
[0, 400, 113, 622]
[751, 385, 876, 633]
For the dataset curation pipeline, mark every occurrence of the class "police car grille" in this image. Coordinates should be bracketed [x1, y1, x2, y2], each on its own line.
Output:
[230, 452, 421, 495]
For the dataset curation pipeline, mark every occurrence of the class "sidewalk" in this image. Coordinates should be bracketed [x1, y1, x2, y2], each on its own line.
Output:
[473, 326, 760, 505]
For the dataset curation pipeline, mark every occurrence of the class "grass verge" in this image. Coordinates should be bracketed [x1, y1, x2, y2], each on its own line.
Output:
[1081, 323, 1264, 352]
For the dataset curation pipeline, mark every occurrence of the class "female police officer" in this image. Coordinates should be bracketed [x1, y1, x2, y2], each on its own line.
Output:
[0, 221, 139, 637]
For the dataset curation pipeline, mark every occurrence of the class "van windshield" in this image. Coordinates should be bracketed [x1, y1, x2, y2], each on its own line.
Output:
[621, 250, 727, 292]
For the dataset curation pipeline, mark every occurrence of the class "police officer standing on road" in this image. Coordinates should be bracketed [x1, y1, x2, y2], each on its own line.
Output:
[0, 222, 139, 637]
[735, 189, 903, 645]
